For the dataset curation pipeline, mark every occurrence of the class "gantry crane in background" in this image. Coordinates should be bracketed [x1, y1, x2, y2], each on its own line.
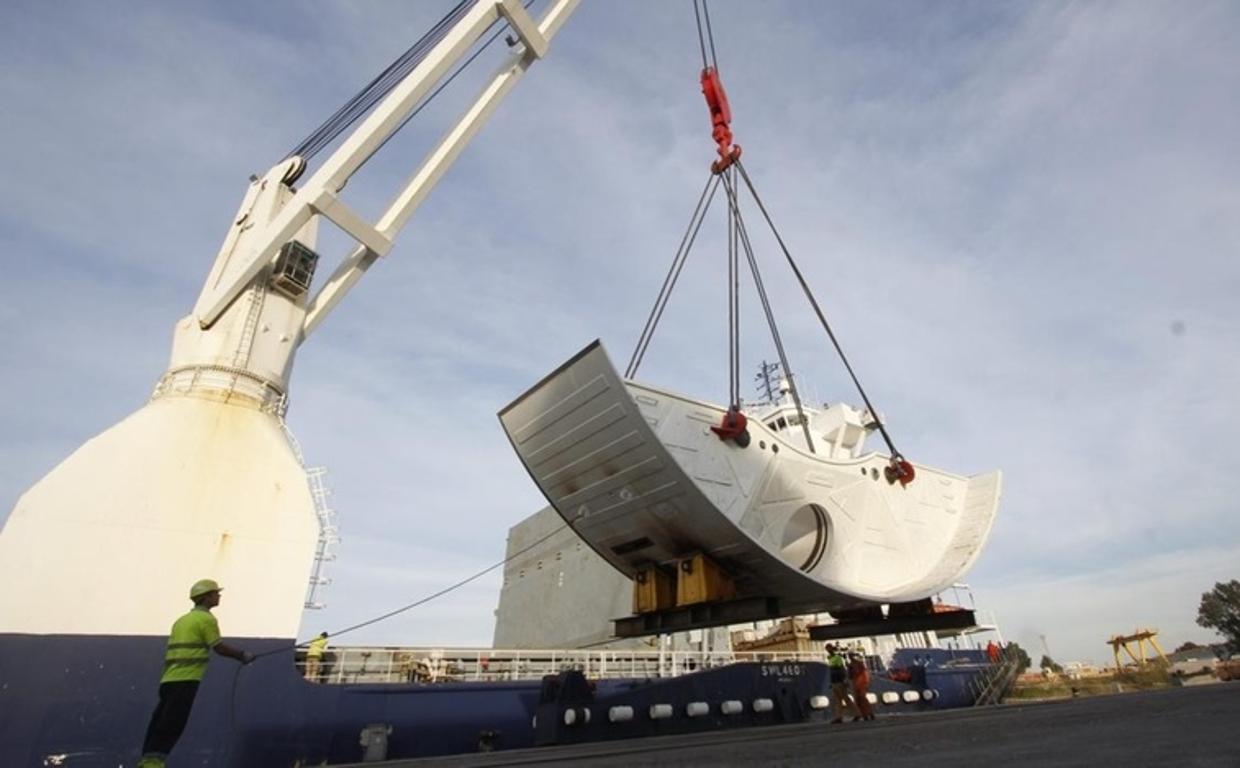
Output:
[1108, 628, 1170, 670]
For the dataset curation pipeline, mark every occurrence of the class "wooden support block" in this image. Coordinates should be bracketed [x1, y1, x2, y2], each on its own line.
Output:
[632, 567, 676, 614]
[675, 552, 735, 606]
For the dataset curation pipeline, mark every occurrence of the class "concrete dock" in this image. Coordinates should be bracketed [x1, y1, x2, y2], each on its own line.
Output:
[364, 683, 1240, 767]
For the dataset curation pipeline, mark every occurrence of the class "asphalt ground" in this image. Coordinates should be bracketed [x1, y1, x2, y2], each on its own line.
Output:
[369, 682, 1240, 767]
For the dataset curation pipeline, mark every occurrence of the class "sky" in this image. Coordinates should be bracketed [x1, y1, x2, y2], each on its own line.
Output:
[1, 0, 1237, 666]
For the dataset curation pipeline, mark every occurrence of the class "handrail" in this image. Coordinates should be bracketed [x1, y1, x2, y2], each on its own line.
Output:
[971, 649, 1020, 706]
[294, 645, 832, 685]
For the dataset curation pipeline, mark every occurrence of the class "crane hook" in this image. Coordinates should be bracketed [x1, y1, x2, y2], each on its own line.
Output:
[700, 67, 741, 174]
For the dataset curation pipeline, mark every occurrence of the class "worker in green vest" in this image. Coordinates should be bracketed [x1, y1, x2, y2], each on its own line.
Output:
[137, 579, 254, 768]
[304, 631, 329, 681]
[825, 643, 858, 724]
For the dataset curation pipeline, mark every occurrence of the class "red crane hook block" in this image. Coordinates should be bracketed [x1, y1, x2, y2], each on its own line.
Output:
[700, 67, 742, 173]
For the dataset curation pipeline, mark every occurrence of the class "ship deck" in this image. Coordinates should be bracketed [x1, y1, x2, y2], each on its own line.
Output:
[357, 682, 1240, 767]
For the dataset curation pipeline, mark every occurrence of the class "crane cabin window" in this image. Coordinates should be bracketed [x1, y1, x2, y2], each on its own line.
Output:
[272, 240, 319, 298]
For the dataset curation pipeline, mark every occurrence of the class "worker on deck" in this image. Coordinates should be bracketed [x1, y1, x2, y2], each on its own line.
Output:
[305, 631, 329, 682]
[825, 643, 858, 724]
[847, 650, 876, 721]
[137, 579, 254, 768]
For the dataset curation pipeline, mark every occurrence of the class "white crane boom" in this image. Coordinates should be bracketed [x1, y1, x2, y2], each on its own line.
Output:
[194, 0, 578, 338]
[305, 0, 577, 336]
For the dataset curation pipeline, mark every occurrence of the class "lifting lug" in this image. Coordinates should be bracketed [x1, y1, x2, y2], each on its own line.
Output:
[885, 455, 916, 487]
[710, 406, 750, 447]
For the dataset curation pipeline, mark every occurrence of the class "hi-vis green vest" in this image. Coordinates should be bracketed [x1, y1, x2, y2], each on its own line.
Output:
[307, 636, 328, 659]
[160, 606, 221, 683]
[828, 652, 847, 683]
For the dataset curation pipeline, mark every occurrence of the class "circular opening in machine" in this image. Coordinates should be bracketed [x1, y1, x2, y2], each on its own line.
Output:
[779, 503, 829, 573]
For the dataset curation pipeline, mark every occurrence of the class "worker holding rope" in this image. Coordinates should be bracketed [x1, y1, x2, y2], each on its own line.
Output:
[137, 579, 254, 768]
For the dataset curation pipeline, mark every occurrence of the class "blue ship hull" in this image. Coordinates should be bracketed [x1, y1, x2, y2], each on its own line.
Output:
[8, 634, 942, 766]
[1, 633, 996, 766]
[889, 648, 997, 709]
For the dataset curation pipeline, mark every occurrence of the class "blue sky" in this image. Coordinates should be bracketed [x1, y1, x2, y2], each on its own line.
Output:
[1, 1, 1237, 665]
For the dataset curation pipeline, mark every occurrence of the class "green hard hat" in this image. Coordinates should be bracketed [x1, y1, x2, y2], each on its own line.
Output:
[189, 579, 223, 599]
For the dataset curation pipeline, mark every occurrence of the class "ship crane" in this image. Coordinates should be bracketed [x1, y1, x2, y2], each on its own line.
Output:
[0, 0, 580, 643]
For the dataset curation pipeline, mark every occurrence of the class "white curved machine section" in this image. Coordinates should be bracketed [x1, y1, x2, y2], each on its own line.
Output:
[499, 341, 1001, 614]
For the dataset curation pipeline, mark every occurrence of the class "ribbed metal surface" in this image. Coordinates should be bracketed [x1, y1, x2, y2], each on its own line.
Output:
[500, 341, 1001, 612]
[500, 341, 707, 575]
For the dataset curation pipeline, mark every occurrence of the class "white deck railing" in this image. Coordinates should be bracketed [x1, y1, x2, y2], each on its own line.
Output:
[297, 646, 832, 685]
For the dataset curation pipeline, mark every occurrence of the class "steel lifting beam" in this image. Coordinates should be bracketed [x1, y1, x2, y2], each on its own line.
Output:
[613, 596, 785, 638]
[808, 609, 978, 641]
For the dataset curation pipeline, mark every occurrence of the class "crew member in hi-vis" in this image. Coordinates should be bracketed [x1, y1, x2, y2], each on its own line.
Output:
[138, 579, 254, 768]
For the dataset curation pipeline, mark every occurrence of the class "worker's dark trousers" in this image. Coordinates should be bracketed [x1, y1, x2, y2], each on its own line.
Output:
[142, 681, 200, 757]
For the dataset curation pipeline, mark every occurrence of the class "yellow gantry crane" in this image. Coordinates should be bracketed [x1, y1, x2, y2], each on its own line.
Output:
[1107, 628, 1169, 670]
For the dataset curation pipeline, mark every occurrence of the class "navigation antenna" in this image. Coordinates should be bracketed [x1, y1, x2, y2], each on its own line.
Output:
[754, 360, 782, 404]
